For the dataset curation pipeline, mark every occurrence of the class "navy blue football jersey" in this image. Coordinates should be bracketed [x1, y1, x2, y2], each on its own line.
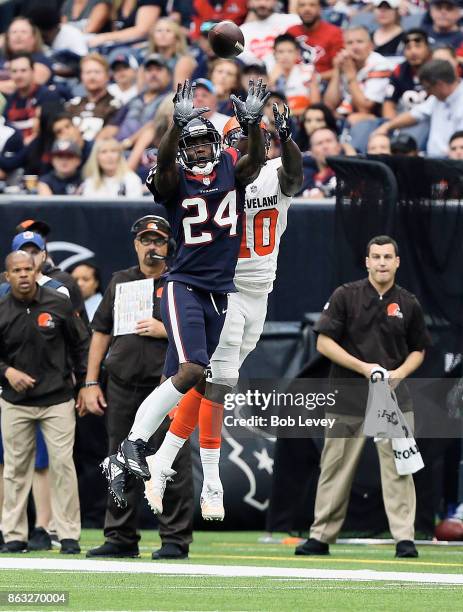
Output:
[147, 148, 245, 293]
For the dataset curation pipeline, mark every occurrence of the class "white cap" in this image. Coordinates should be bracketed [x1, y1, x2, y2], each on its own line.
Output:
[372, 0, 400, 8]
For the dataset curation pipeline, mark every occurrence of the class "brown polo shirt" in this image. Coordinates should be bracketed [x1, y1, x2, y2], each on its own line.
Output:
[314, 278, 431, 414]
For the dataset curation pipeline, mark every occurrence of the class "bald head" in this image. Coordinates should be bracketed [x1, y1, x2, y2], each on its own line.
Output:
[5, 251, 37, 299]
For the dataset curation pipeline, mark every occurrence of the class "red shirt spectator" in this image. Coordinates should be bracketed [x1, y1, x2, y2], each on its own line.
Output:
[286, 0, 343, 80]
[190, 0, 248, 40]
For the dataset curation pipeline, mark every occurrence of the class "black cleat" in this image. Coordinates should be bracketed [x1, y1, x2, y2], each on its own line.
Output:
[395, 540, 418, 558]
[119, 438, 151, 481]
[101, 454, 128, 509]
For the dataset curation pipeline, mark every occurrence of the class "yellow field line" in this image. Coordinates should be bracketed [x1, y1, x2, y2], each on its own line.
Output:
[191, 553, 463, 569]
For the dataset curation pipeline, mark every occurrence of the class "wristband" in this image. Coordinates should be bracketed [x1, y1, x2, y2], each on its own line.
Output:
[84, 381, 99, 388]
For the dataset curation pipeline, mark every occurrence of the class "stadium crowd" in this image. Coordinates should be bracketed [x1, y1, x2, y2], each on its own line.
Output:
[0, 0, 463, 198]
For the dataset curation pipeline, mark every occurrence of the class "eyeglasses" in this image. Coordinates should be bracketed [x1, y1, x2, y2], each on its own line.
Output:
[138, 235, 168, 247]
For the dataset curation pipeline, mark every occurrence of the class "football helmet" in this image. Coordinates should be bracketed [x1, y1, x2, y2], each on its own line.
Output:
[178, 117, 222, 175]
[222, 116, 271, 151]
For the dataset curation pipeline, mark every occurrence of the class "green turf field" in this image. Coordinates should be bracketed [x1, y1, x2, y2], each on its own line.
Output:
[0, 530, 462, 611]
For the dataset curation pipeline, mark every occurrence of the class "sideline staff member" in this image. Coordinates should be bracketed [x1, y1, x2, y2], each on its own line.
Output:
[83, 214, 193, 560]
[0, 251, 89, 554]
[296, 235, 430, 559]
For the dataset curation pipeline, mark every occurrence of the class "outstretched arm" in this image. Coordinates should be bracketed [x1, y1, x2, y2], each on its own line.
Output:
[148, 80, 209, 199]
[232, 79, 270, 186]
[273, 103, 303, 197]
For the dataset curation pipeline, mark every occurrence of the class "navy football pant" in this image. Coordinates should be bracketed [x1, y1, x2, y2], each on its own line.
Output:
[161, 281, 228, 378]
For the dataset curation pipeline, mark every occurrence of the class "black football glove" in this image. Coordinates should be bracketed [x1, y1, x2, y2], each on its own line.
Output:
[172, 80, 209, 128]
[230, 78, 271, 131]
[273, 103, 292, 142]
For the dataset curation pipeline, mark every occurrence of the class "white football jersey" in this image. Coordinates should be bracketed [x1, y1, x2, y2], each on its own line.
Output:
[234, 157, 292, 294]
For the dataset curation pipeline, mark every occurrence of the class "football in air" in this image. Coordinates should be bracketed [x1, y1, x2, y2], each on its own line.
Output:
[208, 21, 245, 59]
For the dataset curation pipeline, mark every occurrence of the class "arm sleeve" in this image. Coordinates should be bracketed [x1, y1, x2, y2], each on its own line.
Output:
[91, 278, 116, 334]
[406, 298, 432, 352]
[62, 300, 91, 386]
[313, 286, 347, 341]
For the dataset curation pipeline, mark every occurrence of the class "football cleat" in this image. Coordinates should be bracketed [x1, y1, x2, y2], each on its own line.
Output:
[118, 438, 151, 480]
[200, 485, 225, 521]
[101, 455, 127, 509]
[144, 455, 176, 515]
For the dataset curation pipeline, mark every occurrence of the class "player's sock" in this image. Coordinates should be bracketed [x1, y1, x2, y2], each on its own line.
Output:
[151, 431, 186, 470]
[128, 378, 184, 442]
[169, 387, 204, 439]
[199, 398, 224, 489]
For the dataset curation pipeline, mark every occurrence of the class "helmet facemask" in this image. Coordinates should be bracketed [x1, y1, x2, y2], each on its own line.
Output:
[178, 119, 222, 175]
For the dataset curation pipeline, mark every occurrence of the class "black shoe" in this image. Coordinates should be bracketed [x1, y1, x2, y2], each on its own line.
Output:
[395, 540, 418, 558]
[119, 438, 151, 481]
[101, 454, 128, 509]
[0, 531, 4, 546]
[295, 538, 330, 556]
[28, 527, 52, 551]
[86, 542, 140, 558]
[151, 543, 188, 560]
[60, 539, 81, 554]
[1, 540, 27, 553]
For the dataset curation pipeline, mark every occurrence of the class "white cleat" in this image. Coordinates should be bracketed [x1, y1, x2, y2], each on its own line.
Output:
[201, 485, 225, 521]
[144, 455, 176, 515]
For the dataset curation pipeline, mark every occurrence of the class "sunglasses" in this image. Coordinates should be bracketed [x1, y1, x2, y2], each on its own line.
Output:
[137, 235, 168, 247]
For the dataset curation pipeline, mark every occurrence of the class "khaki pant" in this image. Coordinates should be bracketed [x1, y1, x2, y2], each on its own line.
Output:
[1, 398, 80, 543]
[310, 412, 416, 543]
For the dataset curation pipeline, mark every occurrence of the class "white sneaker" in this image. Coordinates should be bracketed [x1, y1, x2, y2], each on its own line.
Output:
[144, 455, 176, 515]
[201, 484, 225, 521]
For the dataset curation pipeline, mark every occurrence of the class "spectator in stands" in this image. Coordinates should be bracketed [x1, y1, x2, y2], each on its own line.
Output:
[148, 18, 196, 86]
[70, 261, 103, 322]
[0, 17, 52, 96]
[286, 0, 344, 82]
[190, 0, 247, 40]
[107, 51, 139, 106]
[447, 130, 463, 159]
[299, 127, 341, 198]
[0, 117, 24, 183]
[83, 213, 193, 560]
[240, 61, 268, 90]
[373, 59, 463, 157]
[372, 0, 404, 57]
[324, 26, 391, 123]
[432, 45, 460, 77]
[390, 133, 419, 155]
[324, 26, 392, 152]
[383, 29, 431, 120]
[422, 0, 463, 49]
[3, 54, 61, 144]
[268, 34, 321, 117]
[66, 53, 121, 142]
[88, 0, 163, 48]
[191, 20, 220, 81]
[0, 250, 89, 554]
[52, 112, 94, 167]
[26, 0, 88, 57]
[367, 132, 391, 153]
[37, 140, 83, 196]
[192, 78, 230, 132]
[239, 0, 301, 71]
[100, 54, 171, 148]
[209, 59, 242, 116]
[81, 137, 143, 197]
[61, 0, 112, 34]
[297, 102, 338, 151]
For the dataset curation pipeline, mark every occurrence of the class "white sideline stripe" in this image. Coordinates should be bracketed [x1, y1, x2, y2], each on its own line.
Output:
[167, 282, 186, 362]
[1, 558, 463, 584]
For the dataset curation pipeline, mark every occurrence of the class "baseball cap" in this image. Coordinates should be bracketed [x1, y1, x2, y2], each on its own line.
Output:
[430, 0, 459, 5]
[372, 0, 400, 7]
[194, 78, 216, 94]
[109, 50, 139, 71]
[131, 215, 171, 237]
[12, 231, 46, 252]
[51, 139, 81, 157]
[143, 53, 171, 70]
[390, 133, 418, 154]
[15, 219, 51, 237]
